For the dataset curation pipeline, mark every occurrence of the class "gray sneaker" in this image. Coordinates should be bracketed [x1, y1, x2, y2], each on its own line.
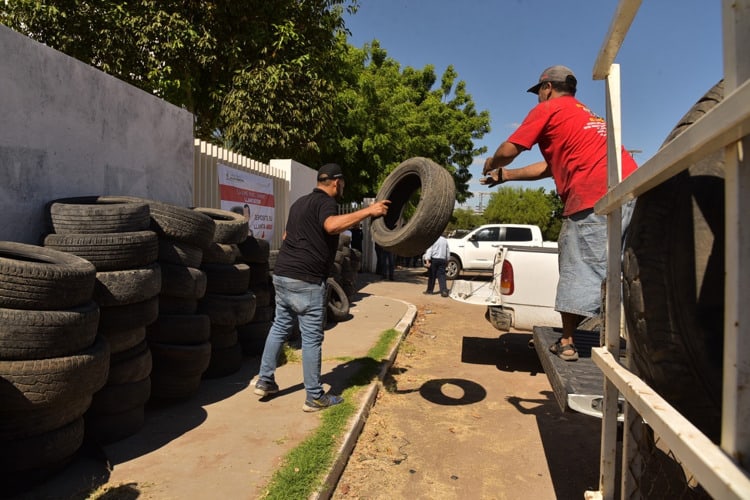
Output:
[302, 393, 344, 412]
[254, 379, 279, 397]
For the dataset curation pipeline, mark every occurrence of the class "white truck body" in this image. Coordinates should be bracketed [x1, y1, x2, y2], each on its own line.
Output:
[445, 223, 556, 279]
[482, 246, 561, 332]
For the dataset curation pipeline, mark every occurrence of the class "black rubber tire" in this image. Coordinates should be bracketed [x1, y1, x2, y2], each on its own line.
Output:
[0, 417, 84, 474]
[201, 262, 251, 295]
[237, 320, 273, 356]
[46, 196, 151, 234]
[208, 324, 239, 350]
[236, 236, 270, 264]
[0, 334, 109, 411]
[251, 285, 272, 307]
[202, 342, 243, 379]
[158, 294, 199, 315]
[84, 405, 145, 445]
[98, 295, 159, 333]
[89, 376, 151, 415]
[623, 80, 725, 442]
[149, 371, 202, 401]
[252, 304, 275, 323]
[0, 301, 99, 360]
[248, 262, 270, 287]
[0, 242, 96, 311]
[0, 392, 92, 440]
[148, 341, 212, 376]
[371, 157, 456, 256]
[160, 263, 208, 299]
[158, 238, 203, 268]
[146, 313, 211, 345]
[327, 278, 350, 322]
[96, 196, 217, 250]
[93, 262, 162, 307]
[107, 342, 152, 385]
[43, 230, 159, 271]
[192, 207, 248, 244]
[99, 325, 146, 355]
[446, 256, 462, 280]
[202, 242, 241, 265]
[197, 291, 257, 326]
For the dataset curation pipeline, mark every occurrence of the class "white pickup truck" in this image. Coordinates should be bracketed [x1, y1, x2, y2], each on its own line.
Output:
[445, 223, 556, 279]
[483, 246, 562, 332]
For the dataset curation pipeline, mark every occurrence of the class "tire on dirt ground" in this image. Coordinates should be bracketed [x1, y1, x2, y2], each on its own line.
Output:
[370, 157, 455, 256]
[0, 242, 96, 311]
[202, 342, 243, 379]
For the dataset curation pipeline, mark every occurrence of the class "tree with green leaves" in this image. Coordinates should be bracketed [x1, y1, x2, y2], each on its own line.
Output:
[447, 208, 485, 232]
[319, 41, 490, 202]
[1, 0, 357, 160]
[2, 2, 490, 202]
[483, 186, 563, 240]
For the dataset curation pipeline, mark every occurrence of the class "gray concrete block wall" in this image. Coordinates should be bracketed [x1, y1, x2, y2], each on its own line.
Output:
[0, 25, 194, 244]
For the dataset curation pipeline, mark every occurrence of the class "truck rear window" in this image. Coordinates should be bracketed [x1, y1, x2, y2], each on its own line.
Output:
[503, 227, 532, 241]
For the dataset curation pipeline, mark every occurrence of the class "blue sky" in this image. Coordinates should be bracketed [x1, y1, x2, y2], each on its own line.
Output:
[343, 0, 722, 209]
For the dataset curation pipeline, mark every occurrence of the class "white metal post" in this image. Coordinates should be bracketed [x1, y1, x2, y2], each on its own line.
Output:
[721, 0, 750, 470]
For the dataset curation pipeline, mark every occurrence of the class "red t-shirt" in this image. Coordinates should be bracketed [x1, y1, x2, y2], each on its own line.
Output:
[507, 96, 638, 216]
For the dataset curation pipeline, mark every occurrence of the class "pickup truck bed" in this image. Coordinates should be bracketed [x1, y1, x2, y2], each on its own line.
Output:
[533, 326, 625, 419]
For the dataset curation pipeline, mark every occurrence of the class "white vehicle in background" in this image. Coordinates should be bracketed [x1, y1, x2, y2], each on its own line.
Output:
[445, 223, 555, 279]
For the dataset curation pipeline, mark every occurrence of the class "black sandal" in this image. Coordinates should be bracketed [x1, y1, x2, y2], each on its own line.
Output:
[549, 339, 579, 361]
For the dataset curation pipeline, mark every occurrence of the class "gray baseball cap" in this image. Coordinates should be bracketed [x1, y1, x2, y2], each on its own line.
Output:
[527, 65, 577, 94]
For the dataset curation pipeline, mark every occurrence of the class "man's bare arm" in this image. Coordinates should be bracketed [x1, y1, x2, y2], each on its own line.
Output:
[323, 200, 390, 235]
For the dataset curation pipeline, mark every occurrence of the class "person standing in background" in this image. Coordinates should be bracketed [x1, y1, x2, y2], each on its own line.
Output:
[423, 234, 450, 297]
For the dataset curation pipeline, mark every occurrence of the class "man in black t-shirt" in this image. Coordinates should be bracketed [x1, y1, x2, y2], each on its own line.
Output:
[254, 163, 390, 412]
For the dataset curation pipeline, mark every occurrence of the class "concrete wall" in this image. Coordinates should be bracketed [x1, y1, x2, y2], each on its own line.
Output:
[0, 25, 194, 244]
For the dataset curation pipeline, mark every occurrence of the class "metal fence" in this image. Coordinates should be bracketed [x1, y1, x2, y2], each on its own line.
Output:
[193, 139, 290, 251]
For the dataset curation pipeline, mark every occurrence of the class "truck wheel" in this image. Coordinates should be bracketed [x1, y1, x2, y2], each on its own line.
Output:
[446, 256, 461, 280]
[371, 157, 455, 257]
[623, 80, 724, 442]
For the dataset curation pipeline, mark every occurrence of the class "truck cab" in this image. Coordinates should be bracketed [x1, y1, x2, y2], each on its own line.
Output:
[445, 223, 551, 279]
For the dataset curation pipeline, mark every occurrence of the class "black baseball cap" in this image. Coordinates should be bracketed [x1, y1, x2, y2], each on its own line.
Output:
[317, 163, 344, 181]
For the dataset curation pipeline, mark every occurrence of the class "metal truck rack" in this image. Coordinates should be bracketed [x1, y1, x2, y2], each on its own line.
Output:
[590, 0, 750, 498]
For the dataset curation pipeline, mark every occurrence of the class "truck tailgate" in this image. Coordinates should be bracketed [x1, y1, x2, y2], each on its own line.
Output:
[533, 326, 624, 418]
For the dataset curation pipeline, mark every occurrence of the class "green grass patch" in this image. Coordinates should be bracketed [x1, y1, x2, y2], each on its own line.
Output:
[260, 328, 401, 499]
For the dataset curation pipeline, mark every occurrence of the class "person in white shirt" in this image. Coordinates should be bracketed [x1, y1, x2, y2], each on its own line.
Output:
[423, 235, 450, 297]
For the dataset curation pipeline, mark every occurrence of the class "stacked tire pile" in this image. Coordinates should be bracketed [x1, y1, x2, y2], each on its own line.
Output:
[129, 198, 216, 402]
[43, 197, 160, 444]
[193, 208, 255, 378]
[236, 236, 274, 356]
[0, 242, 109, 491]
[327, 233, 362, 323]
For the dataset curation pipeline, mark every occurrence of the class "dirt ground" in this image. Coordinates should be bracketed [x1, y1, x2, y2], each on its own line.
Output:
[332, 268, 602, 499]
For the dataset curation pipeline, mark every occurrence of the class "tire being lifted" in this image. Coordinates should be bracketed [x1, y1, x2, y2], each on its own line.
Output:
[623, 80, 725, 442]
[371, 157, 456, 257]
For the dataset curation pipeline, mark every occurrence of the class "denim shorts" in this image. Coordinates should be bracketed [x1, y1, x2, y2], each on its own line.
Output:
[555, 201, 634, 317]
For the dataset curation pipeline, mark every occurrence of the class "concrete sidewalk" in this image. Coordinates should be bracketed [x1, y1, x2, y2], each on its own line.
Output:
[14, 275, 418, 500]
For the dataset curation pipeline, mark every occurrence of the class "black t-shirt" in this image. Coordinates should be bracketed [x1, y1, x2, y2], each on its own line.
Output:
[274, 188, 339, 284]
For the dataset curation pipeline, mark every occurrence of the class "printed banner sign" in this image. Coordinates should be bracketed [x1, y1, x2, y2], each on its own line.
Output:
[217, 163, 275, 241]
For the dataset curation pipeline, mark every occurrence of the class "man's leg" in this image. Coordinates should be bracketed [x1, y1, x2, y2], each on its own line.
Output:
[298, 280, 327, 401]
[435, 258, 448, 296]
[256, 276, 295, 394]
[560, 312, 584, 346]
[425, 263, 436, 293]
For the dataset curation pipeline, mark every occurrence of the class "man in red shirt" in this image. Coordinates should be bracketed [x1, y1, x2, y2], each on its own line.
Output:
[482, 65, 637, 361]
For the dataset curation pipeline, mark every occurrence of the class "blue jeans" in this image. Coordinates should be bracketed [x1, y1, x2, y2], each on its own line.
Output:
[426, 258, 447, 294]
[258, 275, 327, 400]
[556, 200, 635, 316]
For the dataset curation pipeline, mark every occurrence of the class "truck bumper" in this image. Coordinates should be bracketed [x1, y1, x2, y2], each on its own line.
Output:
[485, 305, 512, 331]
